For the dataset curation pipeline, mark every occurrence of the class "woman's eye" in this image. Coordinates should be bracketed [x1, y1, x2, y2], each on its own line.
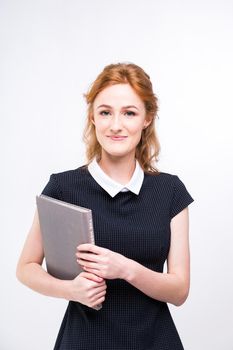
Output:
[100, 110, 110, 116]
[125, 111, 136, 117]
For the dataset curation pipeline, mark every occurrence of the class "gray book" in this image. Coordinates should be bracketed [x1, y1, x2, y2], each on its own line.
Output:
[36, 195, 102, 310]
[36, 195, 95, 280]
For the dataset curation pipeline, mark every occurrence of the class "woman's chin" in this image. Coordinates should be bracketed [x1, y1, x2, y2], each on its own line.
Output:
[101, 147, 131, 157]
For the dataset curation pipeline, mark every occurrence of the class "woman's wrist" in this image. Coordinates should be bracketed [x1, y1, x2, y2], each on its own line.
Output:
[122, 258, 138, 282]
[53, 278, 73, 301]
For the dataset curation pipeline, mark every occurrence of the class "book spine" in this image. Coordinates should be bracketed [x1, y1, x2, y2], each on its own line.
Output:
[87, 211, 95, 245]
[86, 211, 102, 310]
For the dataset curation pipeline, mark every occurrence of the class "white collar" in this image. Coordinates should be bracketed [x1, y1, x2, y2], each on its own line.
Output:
[87, 158, 144, 197]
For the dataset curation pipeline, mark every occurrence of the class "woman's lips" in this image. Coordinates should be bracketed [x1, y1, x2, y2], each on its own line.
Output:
[108, 136, 128, 141]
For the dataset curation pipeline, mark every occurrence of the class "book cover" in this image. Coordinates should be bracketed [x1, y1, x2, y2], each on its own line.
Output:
[36, 194, 95, 280]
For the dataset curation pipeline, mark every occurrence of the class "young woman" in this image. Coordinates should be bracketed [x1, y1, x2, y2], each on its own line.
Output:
[16, 62, 194, 349]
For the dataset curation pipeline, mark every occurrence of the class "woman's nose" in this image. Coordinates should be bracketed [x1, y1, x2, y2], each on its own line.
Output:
[110, 115, 122, 132]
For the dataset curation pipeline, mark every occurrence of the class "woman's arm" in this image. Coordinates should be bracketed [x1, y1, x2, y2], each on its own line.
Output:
[16, 209, 107, 308]
[124, 207, 190, 306]
[77, 207, 190, 306]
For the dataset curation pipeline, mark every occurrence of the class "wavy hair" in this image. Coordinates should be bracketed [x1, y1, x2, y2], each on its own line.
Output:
[82, 62, 160, 174]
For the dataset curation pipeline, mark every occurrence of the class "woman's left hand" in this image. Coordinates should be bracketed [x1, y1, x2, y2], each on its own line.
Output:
[76, 244, 130, 280]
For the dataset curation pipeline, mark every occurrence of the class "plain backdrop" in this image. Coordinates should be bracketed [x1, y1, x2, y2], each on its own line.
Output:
[1, 0, 233, 349]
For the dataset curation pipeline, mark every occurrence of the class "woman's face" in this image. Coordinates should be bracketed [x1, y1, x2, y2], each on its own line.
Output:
[92, 83, 150, 159]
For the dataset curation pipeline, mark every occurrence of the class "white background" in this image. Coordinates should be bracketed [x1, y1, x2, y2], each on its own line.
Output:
[1, 0, 233, 349]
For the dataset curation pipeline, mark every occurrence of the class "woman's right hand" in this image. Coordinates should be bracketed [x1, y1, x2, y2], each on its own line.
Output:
[69, 272, 107, 308]
[16, 209, 107, 308]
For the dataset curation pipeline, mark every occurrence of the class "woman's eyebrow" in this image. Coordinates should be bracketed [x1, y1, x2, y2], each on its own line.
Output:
[97, 104, 112, 109]
[97, 104, 139, 110]
[122, 105, 139, 110]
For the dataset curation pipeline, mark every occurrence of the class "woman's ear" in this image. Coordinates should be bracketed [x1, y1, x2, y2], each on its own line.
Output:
[90, 113, 95, 125]
[143, 118, 152, 129]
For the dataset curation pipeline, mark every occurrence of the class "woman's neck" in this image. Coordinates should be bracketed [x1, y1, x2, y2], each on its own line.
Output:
[98, 153, 136, 185]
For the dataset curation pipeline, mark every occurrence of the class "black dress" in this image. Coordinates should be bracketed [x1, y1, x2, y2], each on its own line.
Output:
[41, 166, 194, 350]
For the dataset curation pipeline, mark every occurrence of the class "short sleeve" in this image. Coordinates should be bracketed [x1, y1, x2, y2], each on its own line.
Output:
[170, 175, 194, 219]
[41, 174, 62, 200]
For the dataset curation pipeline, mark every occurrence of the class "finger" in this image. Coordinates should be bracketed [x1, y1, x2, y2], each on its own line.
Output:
[93, 289, 106, 301]
[77, 244, 103, 254]
[77, 259, 99, 269]
[82, 265, 99, 272]
[88, 286, 106, 307]
[76, 252, 100, 262]
[92, 295, 106, 308]
[93, 284, 107, 293]
[83, 266, 103, 277]
[92, 281, 106, 288]
[88, 288, 106, 301]
[79, 272, 103, 283]
[90, 283, 107, 303]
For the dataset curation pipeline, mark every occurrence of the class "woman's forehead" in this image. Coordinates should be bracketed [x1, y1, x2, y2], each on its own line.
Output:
[93, 84, 144, 109]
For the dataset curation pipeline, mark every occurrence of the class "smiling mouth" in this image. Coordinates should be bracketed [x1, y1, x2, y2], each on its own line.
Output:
[108, 136, 128, 141]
